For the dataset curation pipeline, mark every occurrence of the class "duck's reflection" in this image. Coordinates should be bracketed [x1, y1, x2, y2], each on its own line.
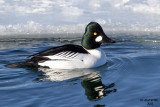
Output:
[38, 68, 95, 81]
[38, 68, 116, 100]
[81, 72, 116, 100]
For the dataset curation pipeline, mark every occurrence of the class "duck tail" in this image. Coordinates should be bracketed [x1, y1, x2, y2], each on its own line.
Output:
[6, 57, 48, 68]
[6, 62, 28, 68]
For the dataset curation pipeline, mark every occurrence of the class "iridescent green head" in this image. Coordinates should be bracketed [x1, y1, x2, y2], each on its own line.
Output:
[81, 22, 115, 49]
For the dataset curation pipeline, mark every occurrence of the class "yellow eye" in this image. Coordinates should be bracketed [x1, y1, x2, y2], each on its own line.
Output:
[93, 32, 97, 36]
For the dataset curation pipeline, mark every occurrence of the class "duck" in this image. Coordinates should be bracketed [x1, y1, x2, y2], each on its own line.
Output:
[7, 22, 115, 69]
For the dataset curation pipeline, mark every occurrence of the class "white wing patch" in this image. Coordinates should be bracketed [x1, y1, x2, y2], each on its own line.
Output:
[45, 51, 78, 60]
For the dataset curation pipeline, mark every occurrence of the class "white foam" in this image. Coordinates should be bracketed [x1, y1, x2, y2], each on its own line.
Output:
[0, 0, 160, 38]
[0, 21, 85, 37]
[0, 21, 160, 38]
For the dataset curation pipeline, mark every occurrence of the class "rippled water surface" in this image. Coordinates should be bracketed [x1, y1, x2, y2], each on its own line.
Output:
[0, 35, 160, 107]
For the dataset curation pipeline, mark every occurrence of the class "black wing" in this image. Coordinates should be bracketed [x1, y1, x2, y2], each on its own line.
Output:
[29, 44, 89, 57]
[7, 44, 89, 68]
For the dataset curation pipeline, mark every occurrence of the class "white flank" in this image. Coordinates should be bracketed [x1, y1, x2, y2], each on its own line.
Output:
[38, 48, 107, 69]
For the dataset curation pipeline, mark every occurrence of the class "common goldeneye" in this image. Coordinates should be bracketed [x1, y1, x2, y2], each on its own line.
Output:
[8, 22, 115, 69]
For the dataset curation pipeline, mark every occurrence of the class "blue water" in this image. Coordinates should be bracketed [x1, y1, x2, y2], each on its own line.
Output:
[0, 35, 160, 107]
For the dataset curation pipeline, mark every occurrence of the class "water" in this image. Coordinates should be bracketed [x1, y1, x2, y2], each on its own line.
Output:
[0, 34, 160, 107]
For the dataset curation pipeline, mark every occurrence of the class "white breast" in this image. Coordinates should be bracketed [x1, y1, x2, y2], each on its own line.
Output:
[38, 48, 107, 69]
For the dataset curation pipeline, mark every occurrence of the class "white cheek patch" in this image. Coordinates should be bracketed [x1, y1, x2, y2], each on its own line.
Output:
[95, 36, 102, 42]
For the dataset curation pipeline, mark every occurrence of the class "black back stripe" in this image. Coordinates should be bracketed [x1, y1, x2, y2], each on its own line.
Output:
[71, 53, 78, 58]
[65, 51, 72, 57]
[56, 51, 68, 57]
[66, 51, 71, 55]
[30, 44, 89, 57]
[66, 52, 77, 58]
[47, 51, 78, 59]
[59, 51, 68, 57]
[62, 52, 72, 58]
[25, 44, 89, 65]
[56, 52, 64, 56]
[59, 51, 77, 58]
[67, 52, 76, 58]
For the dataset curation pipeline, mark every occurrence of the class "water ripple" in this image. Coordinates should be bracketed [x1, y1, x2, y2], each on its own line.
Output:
[1, 38, 160, 107]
